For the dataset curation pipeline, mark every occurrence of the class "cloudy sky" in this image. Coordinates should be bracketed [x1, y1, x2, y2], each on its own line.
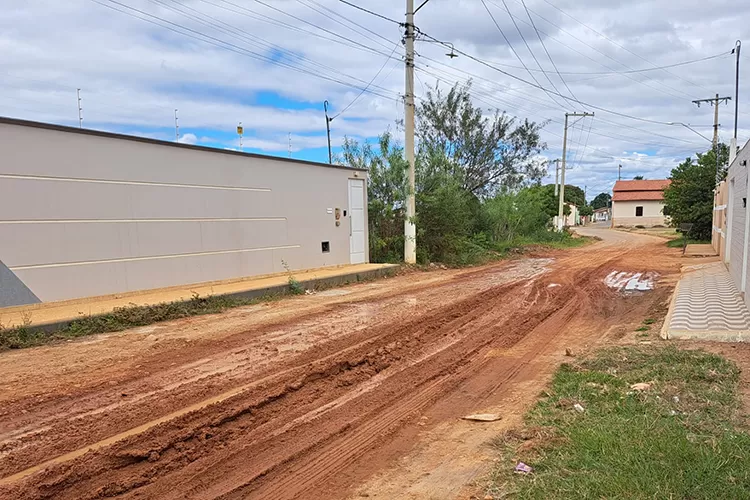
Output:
[2, 0, 748, 198]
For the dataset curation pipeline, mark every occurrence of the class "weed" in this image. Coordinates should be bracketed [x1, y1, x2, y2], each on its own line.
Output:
[281, 259, 305, 295]
[643, 318, 656, 325]
[486, 346, 750, 499]
[635, 326, 650, 332]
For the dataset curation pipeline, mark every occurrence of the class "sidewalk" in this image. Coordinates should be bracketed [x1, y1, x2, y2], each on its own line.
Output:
[0, 263, 399, 330]
[662, 261, 750, 341]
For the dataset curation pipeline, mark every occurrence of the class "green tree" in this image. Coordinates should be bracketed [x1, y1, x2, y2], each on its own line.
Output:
[579, 205, 594, 217]
[633, 175, 645, 180]
[663, 143, 729, 240]
[591, 193, 611, 210]
[340, 132, 407, 263]
[416, 81, 547, 196]
[563, 185, 586, 208]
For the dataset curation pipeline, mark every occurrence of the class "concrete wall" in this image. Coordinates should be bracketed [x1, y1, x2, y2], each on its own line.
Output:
[612, 200, 666, 227]
[712, 180, 728, 260]
[727, 141, 750, 304]
[0, 119, 367, 305]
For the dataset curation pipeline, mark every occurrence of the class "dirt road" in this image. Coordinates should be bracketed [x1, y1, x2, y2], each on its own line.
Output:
[0, 227, 680, 499]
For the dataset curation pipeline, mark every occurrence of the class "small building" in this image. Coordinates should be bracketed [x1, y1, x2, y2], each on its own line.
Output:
[592, 207, 610, 222]
[0, 117, 369, 307]
[720, 139, 750, 308]
[612, 180, 670, 227]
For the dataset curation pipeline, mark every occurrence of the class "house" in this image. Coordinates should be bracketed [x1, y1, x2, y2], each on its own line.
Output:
[716, 139, 750, 309]
[612, 179, 671, 227]
[593, 207, 610, 222]
[0, 117, 369, 307]
[563, 203, 579, 227]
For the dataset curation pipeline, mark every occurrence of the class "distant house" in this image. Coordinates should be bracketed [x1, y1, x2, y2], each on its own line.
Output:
[612, 179, 671, 227]
[593, 207, 610, 222]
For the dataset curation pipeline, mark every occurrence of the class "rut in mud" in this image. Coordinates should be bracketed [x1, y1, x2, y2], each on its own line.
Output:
[0, 229, 679, 499]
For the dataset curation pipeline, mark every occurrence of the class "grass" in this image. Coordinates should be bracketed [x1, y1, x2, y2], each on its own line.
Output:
[0, 293, 262, 351]
[487, 345, 750, 499]
[0, 267, 396, 351]
[666, 237, 711, 248]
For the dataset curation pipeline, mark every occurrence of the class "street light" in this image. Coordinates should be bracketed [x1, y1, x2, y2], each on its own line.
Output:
[667, 122, 721, 184]
[667, 122, 713, 144]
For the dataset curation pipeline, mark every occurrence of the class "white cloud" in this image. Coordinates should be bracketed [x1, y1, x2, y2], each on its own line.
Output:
[0, 0, 748, 198]
[177, 132, 197, 145]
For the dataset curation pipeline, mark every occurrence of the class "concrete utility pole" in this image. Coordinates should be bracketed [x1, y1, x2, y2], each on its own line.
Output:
[174, 109, 179, 142]
[553, 158, 561, 196]
[238, 122, 243, 151]
[693, 94, 731, 183]
[692, 94, 731, 147]
[734, 40, 742, 141]
[558, 112, 594, 230]
[618, 164, 622, 181]
[77, 89, 83, 129]
[324, 100, 333, 164]
[403, 0, 417, 264]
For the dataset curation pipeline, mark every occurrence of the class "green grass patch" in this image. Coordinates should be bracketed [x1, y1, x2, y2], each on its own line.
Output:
[666, 238, 711, 248]
[487, 345, 750, 499]
[634, 326, 650, 332]
[0, 293, 264, 351]
[642, 318, 656, 325]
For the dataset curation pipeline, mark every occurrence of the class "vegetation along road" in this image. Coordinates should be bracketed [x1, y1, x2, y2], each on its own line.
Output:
[0, 227, 682, 499]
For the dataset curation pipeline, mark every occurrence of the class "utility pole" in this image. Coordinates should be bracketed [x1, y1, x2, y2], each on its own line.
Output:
[618, 164, 622, 181]
[237, 122, 243, 151]
[734, 40, 742, 141]
[288, 133, 292, 158]
[324, 100, 333, 164]
[692, 94, 731, 147]
[693, 94, 731, 183]
[403, 0, 417, 264]
[553, 158, 561, 196]
[77, 89, 83, 129]
[174, 109, 179, 142]
[558, 112, 594, 230]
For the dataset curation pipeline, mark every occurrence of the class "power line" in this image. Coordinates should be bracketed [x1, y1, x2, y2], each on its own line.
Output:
[337, 0, 401, 25]
[332, 43, 401, 119]
[538, 0, 714, 94]
[494, 0, 697, 101]
[91, 0, 402, 104]
[519, 0, 577, 102]
[479, 0, 566, 109]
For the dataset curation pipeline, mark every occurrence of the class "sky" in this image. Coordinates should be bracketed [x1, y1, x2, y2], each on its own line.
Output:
[1, 0, 748, 199]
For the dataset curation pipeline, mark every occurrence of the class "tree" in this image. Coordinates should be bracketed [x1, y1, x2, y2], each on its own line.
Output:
[633, 175, 645, 180]
[579, 205, 594, 217]
[663, 143, 729, 240]
[416, 81, 548, 196]
[591, 193, 611, 210]
[563, 185, 586, 208]
[340, 132, 407, 263]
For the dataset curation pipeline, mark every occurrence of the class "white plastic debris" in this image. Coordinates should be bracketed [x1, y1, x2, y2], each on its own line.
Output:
[573, 403, 585, 413]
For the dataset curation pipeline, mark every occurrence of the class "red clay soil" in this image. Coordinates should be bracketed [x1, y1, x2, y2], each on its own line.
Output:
[0, 228, 681, 499]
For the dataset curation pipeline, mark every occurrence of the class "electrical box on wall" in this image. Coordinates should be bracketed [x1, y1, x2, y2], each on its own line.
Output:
[335, 208, 341, 227]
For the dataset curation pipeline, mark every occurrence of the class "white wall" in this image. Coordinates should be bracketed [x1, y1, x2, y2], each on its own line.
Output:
[612, 200, 666, 226]
[0, 119, 367, 304]
[727, 140, 750, 303]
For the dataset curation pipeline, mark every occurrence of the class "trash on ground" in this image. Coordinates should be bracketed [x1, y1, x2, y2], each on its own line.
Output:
[672, 396, 680, 403]
[630, 382, 652, 391]
[547, 283, 561, 288]
[604, 271, 658, 291]
[573, 403, 585, 413]
[514, 462, 533, 474]
[462, 413, 502, 422]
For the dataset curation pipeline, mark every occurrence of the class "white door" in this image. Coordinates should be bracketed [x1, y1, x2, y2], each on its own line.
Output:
[348, 179, 366, 264]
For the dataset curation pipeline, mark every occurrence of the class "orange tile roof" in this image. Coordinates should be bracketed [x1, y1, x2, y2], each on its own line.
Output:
[613, 179, 671, 192]
[613, 191, 666, 202]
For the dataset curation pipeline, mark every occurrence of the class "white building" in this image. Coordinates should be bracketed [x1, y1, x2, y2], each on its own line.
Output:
[612, 180, 670, 227]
